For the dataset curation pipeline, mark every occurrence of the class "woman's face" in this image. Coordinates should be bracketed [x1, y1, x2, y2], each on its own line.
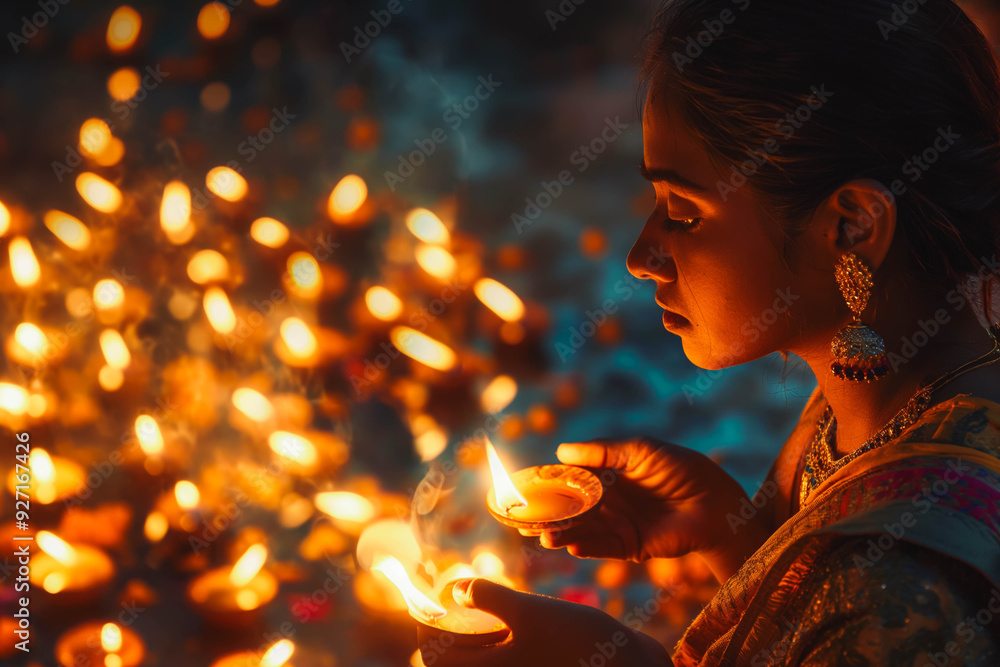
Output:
[628, 88, 833, 369]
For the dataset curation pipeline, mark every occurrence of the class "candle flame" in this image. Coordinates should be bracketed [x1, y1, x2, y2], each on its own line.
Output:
[232, 387, 274, 422]
[279, 318, 318, 360]
[79, 118, 112, 156]
[229, 544, 267, 587]
[365, 286, 403, 321]
[77, 173, 122, 213]
[197, 2, 230, 39]
[328, 174, 367, 221]
[414, 244, 456, 280]
[268, 431, 318, 467]
[94, 279, 125, 310]
[14, 323, 47, 356]
[174, 480, 200, 510]
[9, 237, 41, 288]
[187, 249, 230, 284]
[0, 383, 29, 415]
[44, 211, 92, 251]
[486, 438, 527, 512]
[250, 217, 289, 248]
[204, 287, 237, 334]
[101, 623, 123, 653]
[480, 375, 517, 414]
[107, 67, 140, 101]
[29, 448, 55, 484]
[37, 531, 78, 566]
[405, 208, 450, 245]
[144, 512, 168, 542]
[135, 414, 164, 456]
[206, 166, 248, 202]
[389, 326, 457, 371]
[371, 554, 447, 622]
[315, 491, 376, 523]
[474, 278, 525, 322]
[99, 330, 131, 370]
[287, 252, 322, 297]
[261, 639, 294, 667]
[160, 181, 194, 243]
[107, 6, 141, 52]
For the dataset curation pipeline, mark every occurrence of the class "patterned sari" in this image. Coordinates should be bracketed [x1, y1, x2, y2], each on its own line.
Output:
[673, 391, 1000, 666]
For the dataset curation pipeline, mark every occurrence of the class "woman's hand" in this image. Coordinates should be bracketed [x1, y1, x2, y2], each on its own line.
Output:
[417, 578, 672, 667]
[534, 438, 770, 582]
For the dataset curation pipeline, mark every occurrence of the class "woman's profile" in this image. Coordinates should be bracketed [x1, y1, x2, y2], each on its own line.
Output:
[423, 0, 1000, 664]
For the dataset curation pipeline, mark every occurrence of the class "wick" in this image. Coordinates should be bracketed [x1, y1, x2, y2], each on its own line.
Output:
[503, 501, 527, 515]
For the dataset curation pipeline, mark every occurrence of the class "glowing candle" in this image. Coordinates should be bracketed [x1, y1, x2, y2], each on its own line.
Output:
[99, 329, 131, 370]
[44, 211, 92, 251]
[160, 181, 195, 244]
[187, 249, 230, 284]
[107, 67, 140, 101]
[405, 208, 450, 245]
[474, 278, 525, 322]
[94, 279, 125, 311]
[204, 287, 237, 334]
[250, 217, 289, 248]
[77, 173, 122, 213]
[268, 431, 318, 474]
[197, 2, 230, 39]
[9, 237, 40, 287]
[480, 375, 517, 414]
[209, 639, 295, 667]
[187, 544, 279, 626]
[365, 286, 403, 321]
[232, 388, 274, 422]
[328, 174, 367, 222]
[106, 6, 141, 52]
[414, 244, 456, 280]
[278, 318, 317, 360]
[286, 252, 322, 299]
[315, 491, 377, 534]
[7, 448, 86, 505]
[206, 166, 247, 202]
[54, 621, 145, 667]
[0, 382, 29, 415]
[389, 326, 457, 371]
[30, 532, 115, 604]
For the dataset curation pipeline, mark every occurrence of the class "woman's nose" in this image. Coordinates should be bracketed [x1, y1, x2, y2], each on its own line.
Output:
[627, 235, 676, 283]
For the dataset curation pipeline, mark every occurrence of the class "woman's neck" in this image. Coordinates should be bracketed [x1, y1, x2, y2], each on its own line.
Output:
[795, 290, 1000, 459]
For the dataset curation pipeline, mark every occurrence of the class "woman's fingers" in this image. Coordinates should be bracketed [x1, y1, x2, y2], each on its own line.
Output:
[556, 439, 634, 471]
[540, 520, 637, 560]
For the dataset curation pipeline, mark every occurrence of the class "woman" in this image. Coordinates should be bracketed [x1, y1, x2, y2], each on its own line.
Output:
[423, 0, 1000, 664]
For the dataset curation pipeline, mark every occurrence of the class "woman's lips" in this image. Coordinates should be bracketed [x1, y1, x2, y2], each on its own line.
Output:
[661, 310, 691, 331]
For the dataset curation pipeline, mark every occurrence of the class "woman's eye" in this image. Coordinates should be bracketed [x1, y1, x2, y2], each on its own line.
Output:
[660, 215, 702, 232]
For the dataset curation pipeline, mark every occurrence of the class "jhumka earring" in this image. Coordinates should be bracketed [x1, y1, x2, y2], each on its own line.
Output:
[830, 252, 888, 382]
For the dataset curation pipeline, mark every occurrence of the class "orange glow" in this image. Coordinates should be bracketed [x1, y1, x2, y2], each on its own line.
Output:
[107, 67, 141, 101]
[474, 278, 525, 322]
[389, 326, 457, 371]
[254, 0, 282, 5]
[44, 211, 91, 251]
[0, 383, 29, 415]
[135, 414, 164, 456]
[9, 237, 40, 288]
[365, 286, 403, 321]
[486, 437, 527, 512]
[187, 249, 230, 284]
[77, 173, 123, 213]
[29, 449, 55, 486]
[99, 329, 131, 370]
[37, 531, 78, 566]
[106, 6, 141, 52]
[371, 554, 446, 622]
[279, 318, 318, 360]
[261, 640, 294, 667]
[414, 244, 456, 280]
[203, 287, 237, 334]
[174, 480, 200, 510]
[229, 544, 267, 587]
[197, 2, 230, 39]
[144, 512, 168, 542]
[206, 166, 248, 202]
[328, 174, 367, 221]
[232, 387, 274, 422]
[405, 208, 450, 245]
[250, 217, 289, 248]
[93, 279, 125, 310]
[79, 118, 112, 156]
[481, 375, 517, 414]
[101, 623, 123, 653]
[412, 416, 447, 462]
[315, 491, 376, 523]
[98, 365, 124, 391]
[160, 181, 194, 244]
[14, 323, 47, 358]
[287, 252, 322, 298]
[269, 431, 318, 467]
[472, 550, 506, 578]
[0, 200, 9, 237]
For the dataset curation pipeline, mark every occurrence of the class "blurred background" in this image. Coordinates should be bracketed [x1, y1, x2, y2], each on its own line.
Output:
[0, 1, 996, 665]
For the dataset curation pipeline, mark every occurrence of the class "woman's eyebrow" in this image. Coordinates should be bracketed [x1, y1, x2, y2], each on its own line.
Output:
[639, 162, 708, 194]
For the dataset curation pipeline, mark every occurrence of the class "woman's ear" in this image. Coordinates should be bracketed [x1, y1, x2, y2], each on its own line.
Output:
[821, 179, 897, 270]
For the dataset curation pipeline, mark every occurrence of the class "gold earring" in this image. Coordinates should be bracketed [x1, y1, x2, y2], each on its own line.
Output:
[830, 253, 888, 382]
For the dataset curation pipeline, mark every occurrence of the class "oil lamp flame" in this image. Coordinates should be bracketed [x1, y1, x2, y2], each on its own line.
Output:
[160, 181, 194, 243]
[0, 383, 29, 415]
[44, 211, 92, 251]
[101, 623, 123, 653]
[328, 174, 367, 220]
[365, 286, 403, 321]
[206, 166, 247, 202]
[260, 639, 294, 667]
[315, 491, 376, 523]
[414, 244, 456, 280]
[474, 278, 525, 322]
[204, 287, 237, 334]
[15, 323, 46, 356]
[229, 544, 267, 587]
[30, 449, 55, 484]
[174, 480, 200, 510]
[135, 414, 164, 456]
[279, 318, 318, 359]
[250, 217, 289, 248]
[9, 237, 41, 288]
[389, 326, 457, 371]
[371, 555, 447, 623]
[77, 173, 122, 213]
[37, 531, 78, 566]
[269, 431, 318, 466]
[486, 438, 527, 512]
[99, 329, 131, 370]
[187, 250, 230, 284]
[287, 252, 322, 296]
[232, 388, 274, 421]
[94, 279, 125, 310]
[405, 208, 450, 245]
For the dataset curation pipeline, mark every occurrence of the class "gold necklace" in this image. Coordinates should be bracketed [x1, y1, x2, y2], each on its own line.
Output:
[799, 321, 1000, 507]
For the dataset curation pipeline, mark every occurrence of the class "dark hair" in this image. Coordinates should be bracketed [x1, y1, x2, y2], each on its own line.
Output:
[639, 0, 1000, 284]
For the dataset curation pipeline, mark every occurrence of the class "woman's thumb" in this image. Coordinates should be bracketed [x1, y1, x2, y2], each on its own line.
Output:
[453, 578, 532, 625]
